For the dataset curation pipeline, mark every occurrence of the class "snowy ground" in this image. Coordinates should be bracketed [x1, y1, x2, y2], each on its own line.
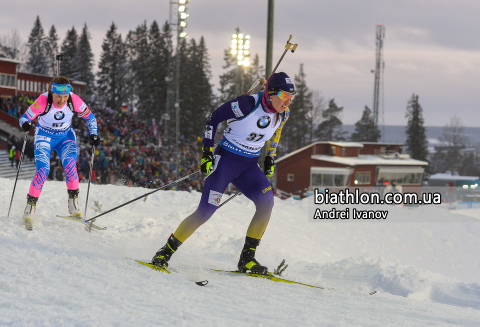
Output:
[2, 177, 480, 326]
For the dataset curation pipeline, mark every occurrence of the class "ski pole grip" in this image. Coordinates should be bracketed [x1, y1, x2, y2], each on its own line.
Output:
[285, 35, 298, 53]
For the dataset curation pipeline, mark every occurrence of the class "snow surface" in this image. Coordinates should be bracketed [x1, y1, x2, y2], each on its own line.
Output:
[2, 177, 480, 326]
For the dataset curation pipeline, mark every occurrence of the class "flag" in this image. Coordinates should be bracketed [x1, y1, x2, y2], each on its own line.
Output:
[152, 118, 157, 138]
[120, 106, 128, 112]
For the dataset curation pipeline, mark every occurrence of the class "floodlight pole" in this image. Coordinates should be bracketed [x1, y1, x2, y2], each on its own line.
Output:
[265, 0, 274, 79]
[175, 10, 181, 180]
[260, 0, 275, 170]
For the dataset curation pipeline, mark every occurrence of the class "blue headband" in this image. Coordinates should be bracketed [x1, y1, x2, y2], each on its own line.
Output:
[51, 83, 72, 94]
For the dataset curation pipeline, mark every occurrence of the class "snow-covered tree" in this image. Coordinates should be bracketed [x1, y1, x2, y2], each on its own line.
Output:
[72, 24, 95, 101]
[60, 27, 78, 78]
[97, 22, 128, 111]
[27, 16, 48, 74]
[44, 25, 59, 75]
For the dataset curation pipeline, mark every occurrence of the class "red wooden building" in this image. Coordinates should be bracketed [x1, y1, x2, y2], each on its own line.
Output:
[0, 57, 86, 100]
[275, 141, 428, 196]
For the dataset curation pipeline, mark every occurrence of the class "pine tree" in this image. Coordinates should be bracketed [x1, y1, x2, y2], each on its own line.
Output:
[97, 22, 128, 111]
[126, 22, 151, 119]
[350, 106, 381, 142]
[218, 28, 264, 104]
[73, 24, 95, 101]
[242, 53, 264, 94]
[218, 48, 241, 103]
[315, 99, 347, 141]
[60, 27, 78, 78]
[44, 25, 59, 75]
[405, 94, 428, 162]
[27, 16, 48, 74]
[307, 90, 325, 144]
[178, 37, 214, 143]
[440, 115, 469, 175]
[147, 21, 170, 121]
[0, 29, 23, 60]
[280, 64, 312, 153]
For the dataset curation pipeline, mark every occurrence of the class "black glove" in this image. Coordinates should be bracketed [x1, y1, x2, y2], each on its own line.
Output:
[200, 146, 214, 175]
[22, 121, 32, 132]
[264, 156, 275, 177]
[89, 134, 101, 146]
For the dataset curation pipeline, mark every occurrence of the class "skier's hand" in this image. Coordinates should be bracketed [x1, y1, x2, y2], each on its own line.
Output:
[21, 121, 32, 132]
[89, 134, 101, 146]
[201, 146, 214, 175]
[264, 156, 275, 177]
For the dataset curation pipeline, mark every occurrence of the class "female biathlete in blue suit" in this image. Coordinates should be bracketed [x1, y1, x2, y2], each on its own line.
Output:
[152, 72, 295, 274]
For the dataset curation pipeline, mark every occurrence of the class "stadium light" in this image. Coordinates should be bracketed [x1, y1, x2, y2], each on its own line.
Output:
[178, 0, 189, 38]
[231, 30, 250, 66]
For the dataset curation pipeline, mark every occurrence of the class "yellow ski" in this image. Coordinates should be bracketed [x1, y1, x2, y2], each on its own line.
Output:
[133, 260, 208, 286]
[214, 270, 326, 289]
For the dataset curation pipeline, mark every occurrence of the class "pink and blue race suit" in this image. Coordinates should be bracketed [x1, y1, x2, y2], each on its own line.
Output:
[19, 92, 97, 198]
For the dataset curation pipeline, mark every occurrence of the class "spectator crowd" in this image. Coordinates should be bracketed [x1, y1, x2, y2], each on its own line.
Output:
[1, 95, 34, 118]
[2, 95, 221, 194]
[72, 105, 206, 193]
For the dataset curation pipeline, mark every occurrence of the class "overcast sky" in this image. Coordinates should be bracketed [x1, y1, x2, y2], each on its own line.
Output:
[2, 0, 480, 127]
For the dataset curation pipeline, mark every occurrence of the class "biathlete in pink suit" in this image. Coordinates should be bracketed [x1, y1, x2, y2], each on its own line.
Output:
[151, 72, 296, 274]
[18, 76, 100, 229]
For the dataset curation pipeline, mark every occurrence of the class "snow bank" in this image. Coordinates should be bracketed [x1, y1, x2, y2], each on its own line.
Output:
[2, 177, 480, 325]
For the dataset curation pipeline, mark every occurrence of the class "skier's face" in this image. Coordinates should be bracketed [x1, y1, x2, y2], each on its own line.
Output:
[53, 94, 69, 108]
[270, 95, 292, 113]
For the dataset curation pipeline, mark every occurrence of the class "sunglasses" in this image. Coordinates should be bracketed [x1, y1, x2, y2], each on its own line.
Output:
[277, 90, 295, 102]
[51, 84, 72, 94]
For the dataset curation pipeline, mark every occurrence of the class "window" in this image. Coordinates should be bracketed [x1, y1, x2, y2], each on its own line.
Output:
[341, 148, 346, 157]
[311, 167, 353, 187]
[330, 146, 336, 155]
[355, 172, 371, 185]
[287, 174, 294, 182]
[376, 167, 424, 185]
[0, 74, 16, 87]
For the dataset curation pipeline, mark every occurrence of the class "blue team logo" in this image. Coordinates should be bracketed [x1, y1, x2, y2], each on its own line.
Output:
[54, 111, 65, 120]
[257, 116, 271, 129]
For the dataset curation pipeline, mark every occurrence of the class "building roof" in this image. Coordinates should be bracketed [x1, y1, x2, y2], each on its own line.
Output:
[429, 173, 479, 180]
[361, 142, 404, 146]
[276, 141, 364, 163]
[311, 154, 428, 166]
[0, 57, 21, 64]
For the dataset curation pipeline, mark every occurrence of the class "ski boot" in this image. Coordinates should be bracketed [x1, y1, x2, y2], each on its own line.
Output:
[23, 194, 38, 231]
[151, 234, 182, 268]
[67, 189, 82, 217]
[237, 236, 268, 275]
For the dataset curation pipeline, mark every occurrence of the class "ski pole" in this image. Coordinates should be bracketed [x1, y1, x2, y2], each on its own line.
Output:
[84, 170, 201, 223]
[269, 35, 298, 78]
[84, 146, 95, 232]
[218, 192, 242, 209]
[242, 36, 298, 97]
[7, 132, 28, 218]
